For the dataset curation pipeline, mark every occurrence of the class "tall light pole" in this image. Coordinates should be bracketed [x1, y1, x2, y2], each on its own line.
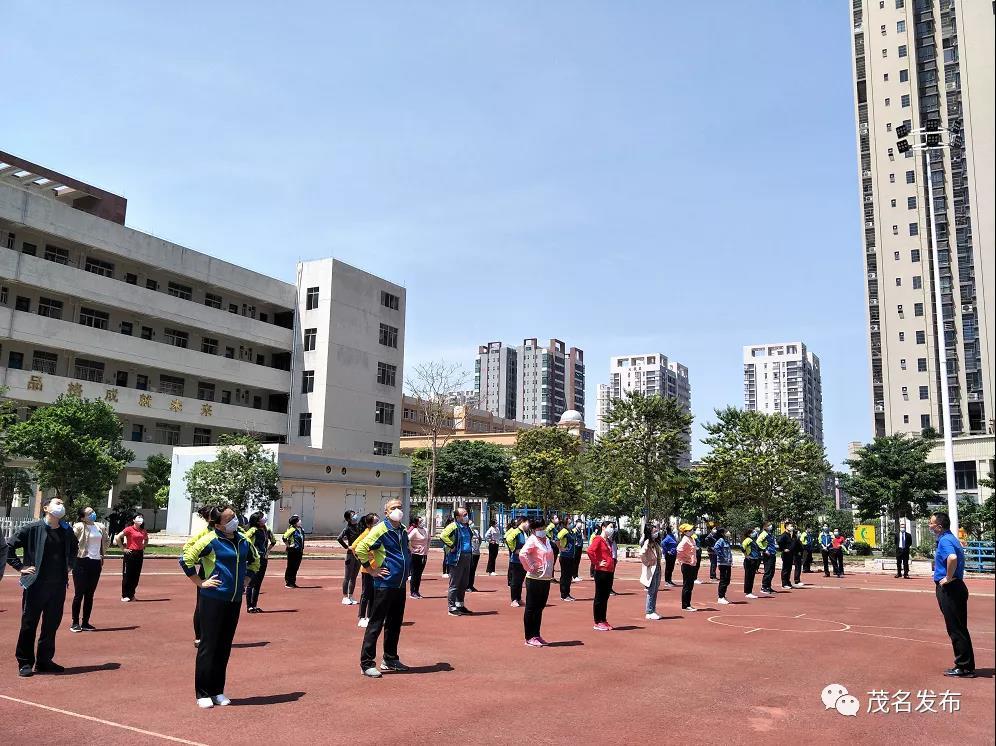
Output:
[897, 120, 958, 534]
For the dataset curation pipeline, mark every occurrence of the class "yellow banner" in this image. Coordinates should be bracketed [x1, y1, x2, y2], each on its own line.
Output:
[855, 524, 877, 547]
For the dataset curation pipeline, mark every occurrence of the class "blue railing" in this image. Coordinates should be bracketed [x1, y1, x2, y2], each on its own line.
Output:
[965, 541, 995, 573]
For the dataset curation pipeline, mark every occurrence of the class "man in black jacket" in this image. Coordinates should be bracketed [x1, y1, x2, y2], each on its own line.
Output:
[6, 497, 78, 677]
[778, 522, 797, 590]
[895, 522, 913, 579]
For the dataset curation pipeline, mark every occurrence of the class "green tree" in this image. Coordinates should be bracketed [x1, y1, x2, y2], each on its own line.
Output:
[698, 407, 829, 522]
[409, 448, 431, 498]
[434, 440, 511, 501]
[979, 476, 994, 541]
[957, 495, 984, 541]
[840, 433, 943, 542]
[184, 434, 280, 515]
[119, 453, 171, 511]
[5, 395, 134, 512]
[0, 388, 34, 517]
[590, 391, 692, 521]
[821, 504, 857, 535]
[510, 426, 583, 512]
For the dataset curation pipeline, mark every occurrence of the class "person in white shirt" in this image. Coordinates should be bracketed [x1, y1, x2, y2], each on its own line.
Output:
[483, 518, 501, 576]
[71, 506, 109, 632]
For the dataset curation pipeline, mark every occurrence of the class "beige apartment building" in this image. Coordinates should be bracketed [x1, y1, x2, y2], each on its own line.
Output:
[849, 0, 994, 501]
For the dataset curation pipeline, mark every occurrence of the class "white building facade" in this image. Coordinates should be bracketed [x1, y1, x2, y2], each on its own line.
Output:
[743, 342, 824, 445]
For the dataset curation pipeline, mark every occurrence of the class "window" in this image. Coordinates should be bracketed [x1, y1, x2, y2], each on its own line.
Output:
[899, 69, 909, 82]
[228, 303, 238, 314]
[899, 332, 906, 342]
[78, 307, 109, 330]
[880, 24, 886, 35]
[221, 390, 231, 404]
[31, 351, 58, 375]
[116, 371, 128, 387]
[224, 346, 235, 359]
[954, 462, 978, 491]
[193, 428, 212, 446]
[38, 297, 63, 319]
[7, 351, 23, 370]
[897, 20, 906, 33]
[907, 196, 917, 209]
[119, 321, 133, 336]
[204, 293, 222, 309]
[897, 304, 904, 315]
[141, 326, 154, 340]
[256, 353, 265, 366]
[892, 225, 899, 235]
[167, 281, 192, 301]
[136, 374, 149, 391]
[84, 257, 115, 278]
[919, 385, 929, 400]
[377, 362, 397, 387]
[131, 424, 144, 443]
[882, 48, 888, 57]
[917, 358, 927, 372]
[125, 273, 138, 285]
[159, 375, 185, 396]
[906, 170, 915, 184]
[884, 73, 890, 82]
[891, 198, 897, 207]
[146, 279, 159, 291]
[912, 275, 922, 290]
[164, 328, 189, 348]
[911, 249, 920, 262]
[914, 302, 924, 316]
[894, 251, 901, 260]
[379, 323, 398, 348]
[298, 413, 312, 437]
[154, 423, 181, 446]
[896, 0, 904, 8]
[305, 287, 319, 310]
[201, 337, 218, 355]
[903, 415, 909, 424]
[920, 414, 930, 430]
[889, 173, 896, 183]
[301, 370, 315, 394]
[303, 328, 317, 351]
[915, 330, 926, 344]
[901, 93, 911, 107]
[44, 245, 69, 265]
[74, 358, 104, 383]
[197, 382, 216, 401]
[900, 358, 907, 370]
[381, 291, 400, 310]
[898, 45, 908, 58]
[896, 277, 902, 286]
[15, 296, 31, 312]
[373, 441, 394, 456]
[375, 401, 395, 425]
[909, 222, 918, 236]
[884, 97, 891, 107]
[901, 386, 909, 400]
[0, 286, 6, 303]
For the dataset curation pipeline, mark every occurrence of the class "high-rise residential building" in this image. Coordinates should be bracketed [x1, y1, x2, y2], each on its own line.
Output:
[848, 0, 994, 498]
[743, 342, 824, 445]
[1, 150, 408, 532]
[475, 341, 517, 420]
[597, 353, 691, 464]
[515, 338, 584, 426]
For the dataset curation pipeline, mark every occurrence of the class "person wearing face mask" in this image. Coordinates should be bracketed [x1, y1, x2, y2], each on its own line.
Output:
[586, 520, 617, 630]
[185, 505, 217, 646]
[545, 514, 561, 579]
[351, 514, 380, 627]
[639, 521, 664, 620]
[661, 527, 678, 587]
[818, 525, 833, 577]
[830, 530, 846, 578]
[355, 499, 412, 678]
[407, 516, 429, 599]
[756, 522, 778, 594]
[571, 519, 585, 583]
[337, 510, 364, 605]
[555, 515, 579, 602]
[180, 504, 260, 708]
[6, 497, 78, 677]
[244, 512, 276, 613]
[70, 506, 108, 632]
[520, 518, 555, 646]
[114, 513, 148, 602]
[777, 522, 797, 590]
[714, 527, 734, 604]
[741, 527, 762, 599]
[468, 517, 483, 593]
[282, 514, 305, 588]
[484, 518, 501, 576]
[676, 523, 698, 611]
[704, 526, 719, 582]
[505, 516, 529, 607]
[440, 506, 475, 615]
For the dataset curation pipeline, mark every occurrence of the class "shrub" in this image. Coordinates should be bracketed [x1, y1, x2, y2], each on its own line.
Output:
[850, 541, 873, 556]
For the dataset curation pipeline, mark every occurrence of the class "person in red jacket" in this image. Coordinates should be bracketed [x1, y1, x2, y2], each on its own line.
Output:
[586, 520, 617, 631]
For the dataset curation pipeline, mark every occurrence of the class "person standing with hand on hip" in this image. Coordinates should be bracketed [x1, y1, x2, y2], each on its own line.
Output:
[6, 497, 78, 677]
[70, 506, 109, 632]
[677, 523, 698, 612]
[440, 506, 474, 615]
[282, 514, 305, 588]
[714, 527, 734, 605]
[243, 512, 276, 613]
[930, 512, 975, 678]
[505, 516, 529, 607]
[741, 528, 762, 599]
[520, 518, 555, 646]
[555, 516, 579, 602]
[115, 513, 148, 602]
[484, 518, 501, 576]
[337, 510, 363, 605]
[586, 520, 617, 631]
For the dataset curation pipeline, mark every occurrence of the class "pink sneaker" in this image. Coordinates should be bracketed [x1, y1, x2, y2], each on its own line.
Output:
[593, 622, 610, 631]
[524, 637, 544, 647]
[602, 623, 614, 631]
[536, 636, 549, 645]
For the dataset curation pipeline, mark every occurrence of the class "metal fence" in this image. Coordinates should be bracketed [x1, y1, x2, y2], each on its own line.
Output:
[965, 541, 995, 573]
[1, 517, 32, 538]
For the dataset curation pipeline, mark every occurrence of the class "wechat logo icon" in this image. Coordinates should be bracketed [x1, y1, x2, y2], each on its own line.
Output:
[821, 684, 860, 717]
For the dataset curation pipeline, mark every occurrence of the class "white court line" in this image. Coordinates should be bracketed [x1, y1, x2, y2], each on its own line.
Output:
[0, 695, 209, 745]
[794, 613, 806, 618]
[844, 629, 996, 652]
[744, 628, 762, 634]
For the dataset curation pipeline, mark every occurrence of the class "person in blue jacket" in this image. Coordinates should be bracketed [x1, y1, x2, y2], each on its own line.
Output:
[662, 529, 678, 587]
[818, 525, 833, 577]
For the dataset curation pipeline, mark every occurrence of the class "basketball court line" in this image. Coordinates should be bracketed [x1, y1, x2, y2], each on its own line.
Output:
[0, 695, 208, 745]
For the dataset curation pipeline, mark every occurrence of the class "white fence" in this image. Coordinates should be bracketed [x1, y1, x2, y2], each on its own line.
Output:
[1, 517, 32, 538]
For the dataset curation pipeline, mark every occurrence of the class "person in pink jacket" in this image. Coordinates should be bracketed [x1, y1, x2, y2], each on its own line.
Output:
[519, 518, 555, 647]
[676, 523, 698, 612]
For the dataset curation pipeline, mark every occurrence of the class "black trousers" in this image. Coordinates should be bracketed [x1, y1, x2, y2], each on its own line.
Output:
[524, 578, 551, 639]
[360, 586, 406, 670]
[572, 553, 583, 579]
[285, 548, 303, 586]
[16, 580, 66, 667]
[470, 554, 481, 588]
[935, 580, 975, 670]
[743, 558, 760, 594]
[664, 553, 676, 584]
[358, 573, 374, 618]
[693, 554, 702, 579]
[803, 548, 813, 572]
[72, 558, 102, 625]
[793, 552, 803, 584]
[508, 562, 526, 603]
[895, 549, 910, 577]
[409, 554, 426, 595]
[342, 553, 360, 596]
[486, 544, 499, 574]
[593, 570, 614, 623]
[550, 544, 559, 578]
[708, 551, 718, 579]
[718, 565, 732, 599]
[195, 595, 240, 698]
[831, 548, 844, 576]
[245, 557, 268, 609]
[193, 590, 201, 640]
[761, 553, 776, 591]
[559, 555, 575, 599]
[780, 552, 794, 587]
[680, 563, 697, 608]
[821, 548, 831, 575]
[121, 551, 144, 600]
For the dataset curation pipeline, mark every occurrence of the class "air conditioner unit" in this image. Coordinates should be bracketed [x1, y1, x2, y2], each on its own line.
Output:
[864, 195, 874, 203]
[870, 324, 879, 332]
[946, 82, 957, 91]
[961, 304, 973, 313]
[859, 124, 869, 134]
[863, 170, 872, 177]
[865, 220, 875, 228]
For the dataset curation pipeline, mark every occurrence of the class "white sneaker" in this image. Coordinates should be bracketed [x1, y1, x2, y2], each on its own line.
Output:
[745, 593, 759, 599]
[793, 582, 805, 588]
[718, 598, 730, 605]
[442, 573, 449, 578]
[341, 597, 352, 605]
[664, 582, 676, 588]
[196, 697, 214, 709]
[693, 580, 702, 585]
[121, 597, 131, 603]
[212, 694, 231, 706]
[349, 597, 358, 605]
[358, 618, 369, 628]
[573, 577, 582, 582]
[510, 600, 521, 608]
[683, 606, 698, 612]
[645, 612, 662, 620]
[488, 572, 496, 576]
[362, 667, 382, 678]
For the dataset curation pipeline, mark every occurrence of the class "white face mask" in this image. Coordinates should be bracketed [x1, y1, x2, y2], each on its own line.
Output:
[389, 508, 403, 523]
[260, 516, 268, 525]
[47, 503, 66, 519]
[535, 530, 547, 539]
[134, 517, 144, 526]
[222, 517, 239, 534]
[603, 527, 614, 540]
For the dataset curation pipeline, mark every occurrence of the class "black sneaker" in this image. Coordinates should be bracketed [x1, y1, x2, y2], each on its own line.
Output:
[380, 659, 410, 672]
[448, 607, 461, 616]
[18, 665, 33, 678]
[35, 661, 65, 674]
[81, 623, 97, 632]
[70, 624, 82, 633]
[944, 667, 976, 678]
[457, 606, 472, 615]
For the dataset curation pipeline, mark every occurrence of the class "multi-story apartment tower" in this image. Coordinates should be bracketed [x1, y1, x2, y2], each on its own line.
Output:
[475, 341, 517, 420]
[0, 151, 407, 519]
[743, 342, 824, 445]
[514, 338, 584, 426]
[597, 353, 691, 465]
[848, 0, 994, 496]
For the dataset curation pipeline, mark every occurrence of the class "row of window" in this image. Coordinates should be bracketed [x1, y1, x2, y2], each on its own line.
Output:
[303, 286, 401, 313]
[293, 412, 394, 456]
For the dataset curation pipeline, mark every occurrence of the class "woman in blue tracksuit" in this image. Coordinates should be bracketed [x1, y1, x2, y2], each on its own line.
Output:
[180, 504, 259, 709]
[244, 512, 276, 613]
[662, 530, 678, 587]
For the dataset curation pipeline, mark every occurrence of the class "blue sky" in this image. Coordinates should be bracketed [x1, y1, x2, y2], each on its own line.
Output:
[2, 2, 867, 467]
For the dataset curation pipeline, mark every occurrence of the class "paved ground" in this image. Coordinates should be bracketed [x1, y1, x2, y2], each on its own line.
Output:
[1, 552, 993, 745]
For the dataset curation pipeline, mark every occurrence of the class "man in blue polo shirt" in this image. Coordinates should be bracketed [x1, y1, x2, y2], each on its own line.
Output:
[929, 511, 975, 677]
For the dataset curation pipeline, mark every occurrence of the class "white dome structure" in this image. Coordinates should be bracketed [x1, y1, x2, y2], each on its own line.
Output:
[558, 409, 584, 425]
